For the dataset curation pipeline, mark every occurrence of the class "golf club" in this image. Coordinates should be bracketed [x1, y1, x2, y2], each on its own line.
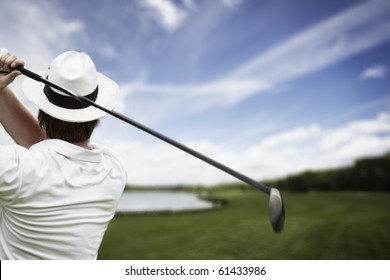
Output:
[8, 65, 285, 233]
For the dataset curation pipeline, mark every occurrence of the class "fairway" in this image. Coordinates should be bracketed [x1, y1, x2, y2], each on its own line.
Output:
[98, 191, 390, 260]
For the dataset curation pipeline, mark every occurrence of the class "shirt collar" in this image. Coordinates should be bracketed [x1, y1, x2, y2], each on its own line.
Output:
[30, 139, 103, 163]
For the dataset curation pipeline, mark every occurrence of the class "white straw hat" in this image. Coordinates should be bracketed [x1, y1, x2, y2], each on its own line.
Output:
[22, 51, 119, 122]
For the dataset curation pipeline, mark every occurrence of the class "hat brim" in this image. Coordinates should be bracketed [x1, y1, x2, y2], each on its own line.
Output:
[22, 71, 119, 122]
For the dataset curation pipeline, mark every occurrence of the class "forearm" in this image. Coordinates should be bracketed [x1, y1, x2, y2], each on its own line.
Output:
[0, 86, 45, 148]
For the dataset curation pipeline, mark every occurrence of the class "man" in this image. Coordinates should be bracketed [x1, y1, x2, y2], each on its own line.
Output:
[0, 49, 127, 259]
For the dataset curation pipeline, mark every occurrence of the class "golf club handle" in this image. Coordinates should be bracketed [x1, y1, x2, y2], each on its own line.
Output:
[12, 66, 44, 82]
[17, 66, 272, 195]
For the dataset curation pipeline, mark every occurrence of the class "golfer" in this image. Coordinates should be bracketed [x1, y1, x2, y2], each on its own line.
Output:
[0, 49, 127, 259]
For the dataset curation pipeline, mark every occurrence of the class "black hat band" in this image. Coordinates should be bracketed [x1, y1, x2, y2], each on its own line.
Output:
[43, 85, 98, 109]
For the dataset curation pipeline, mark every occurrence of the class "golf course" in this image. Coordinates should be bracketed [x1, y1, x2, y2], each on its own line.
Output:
[98, 189, 390, 260]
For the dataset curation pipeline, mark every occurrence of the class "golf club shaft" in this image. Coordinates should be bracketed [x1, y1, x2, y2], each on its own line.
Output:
[14, 66, 272, 195]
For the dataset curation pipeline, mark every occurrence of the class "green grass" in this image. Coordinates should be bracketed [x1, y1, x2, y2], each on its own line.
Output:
[98, 191, 390, 259]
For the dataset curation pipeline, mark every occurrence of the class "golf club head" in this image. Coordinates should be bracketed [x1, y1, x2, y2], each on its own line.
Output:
[268, 188, 285, 233]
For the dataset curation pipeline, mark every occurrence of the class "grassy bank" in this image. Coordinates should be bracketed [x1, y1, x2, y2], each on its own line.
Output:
[98, 190, 390, 259]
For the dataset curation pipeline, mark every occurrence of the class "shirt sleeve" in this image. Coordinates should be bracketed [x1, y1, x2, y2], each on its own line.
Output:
[0, 145, 23, 204]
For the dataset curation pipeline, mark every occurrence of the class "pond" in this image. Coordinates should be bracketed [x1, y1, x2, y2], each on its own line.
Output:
[116, 191, 215, 213]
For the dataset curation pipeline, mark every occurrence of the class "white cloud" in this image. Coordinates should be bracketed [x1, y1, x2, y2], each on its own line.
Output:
[120, 78, 272, 124]
[182, 0, 197, 11]
[142, 0, 188, 32]
[260, 124, 322, 149]
[99, 113, 390, 186]
[96, 44, 117, 59]
[360, 64, 388, 80]
[220, 0, 244, 9]
[320, 113, 390, 151]
[127, 78, 271, 103]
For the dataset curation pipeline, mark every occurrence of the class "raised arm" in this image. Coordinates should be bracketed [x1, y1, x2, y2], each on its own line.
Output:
[0, 49, 45, 148]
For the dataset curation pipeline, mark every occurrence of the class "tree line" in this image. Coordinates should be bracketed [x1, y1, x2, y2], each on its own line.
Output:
[263, 153, 390, 192]
[125, 153, 390, 192]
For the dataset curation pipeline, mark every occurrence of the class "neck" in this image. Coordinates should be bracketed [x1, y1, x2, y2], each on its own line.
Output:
[72, 140, 92, 150]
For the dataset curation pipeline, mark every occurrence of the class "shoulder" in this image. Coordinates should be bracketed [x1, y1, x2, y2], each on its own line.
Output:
[0, 142, 50, 176]
[92, 143, 128, 180]
[0, 144, 35, 165]
[0, 144, 35, 203]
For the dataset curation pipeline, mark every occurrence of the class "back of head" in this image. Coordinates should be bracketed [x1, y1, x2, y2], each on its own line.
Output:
[38, 110, 99, 143]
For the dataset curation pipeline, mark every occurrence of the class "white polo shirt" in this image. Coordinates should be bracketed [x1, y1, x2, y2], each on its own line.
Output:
[0, 139, 127, 259]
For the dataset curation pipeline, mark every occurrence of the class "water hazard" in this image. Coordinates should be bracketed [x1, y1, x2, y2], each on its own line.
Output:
[116, 191, 215, 213]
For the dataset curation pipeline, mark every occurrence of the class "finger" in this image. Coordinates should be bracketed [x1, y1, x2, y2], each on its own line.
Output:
[1, 70, 20, 84]
[11, 59, 25, 69]
[4, 55, 18, 69]
[3, 55, 24, 71]
[0, 69, 12, 75]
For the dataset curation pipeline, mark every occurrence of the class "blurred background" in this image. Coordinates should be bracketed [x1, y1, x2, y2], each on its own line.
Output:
[1, 0, 389, 259]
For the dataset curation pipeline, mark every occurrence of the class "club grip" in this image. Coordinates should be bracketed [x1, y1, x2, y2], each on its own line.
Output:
[11, 66, 43, 82]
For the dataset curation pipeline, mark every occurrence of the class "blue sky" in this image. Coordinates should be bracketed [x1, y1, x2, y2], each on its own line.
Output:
[1, 0, 390, 185]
